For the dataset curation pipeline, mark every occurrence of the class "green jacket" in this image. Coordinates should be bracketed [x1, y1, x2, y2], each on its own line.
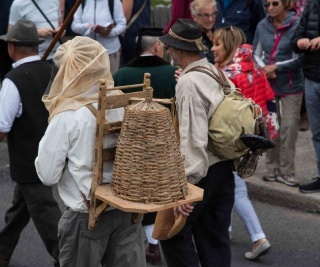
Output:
[113, 56, 177, 99]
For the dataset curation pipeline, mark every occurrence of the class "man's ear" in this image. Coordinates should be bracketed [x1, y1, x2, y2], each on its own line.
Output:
[153, 41, 160, 54]
[154, 40, 166, 58]
[7, 43, 15, 59]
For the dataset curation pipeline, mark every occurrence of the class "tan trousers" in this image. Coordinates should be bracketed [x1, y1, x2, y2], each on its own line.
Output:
[265, 94, 303, 175]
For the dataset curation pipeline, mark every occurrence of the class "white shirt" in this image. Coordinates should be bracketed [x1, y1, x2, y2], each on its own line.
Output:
[176, 58, 235, 184]
[9, 0, 61, 60]
[71, 0, 126, 54]
[0, 55, 41, 133]
[35, 103, 124, 212]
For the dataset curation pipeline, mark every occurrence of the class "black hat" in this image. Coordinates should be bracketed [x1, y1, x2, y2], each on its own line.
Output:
[159, 19, 207, 52]
[136, 27, 164, 53]
[0, 19, 45, 46]
[138, 27, 164, 38]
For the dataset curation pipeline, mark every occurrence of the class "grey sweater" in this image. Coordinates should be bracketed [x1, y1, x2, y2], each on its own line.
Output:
[253, 9, 304, 96]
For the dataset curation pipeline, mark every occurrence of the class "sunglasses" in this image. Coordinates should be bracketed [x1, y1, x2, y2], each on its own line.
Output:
[264, 1, 280, 8]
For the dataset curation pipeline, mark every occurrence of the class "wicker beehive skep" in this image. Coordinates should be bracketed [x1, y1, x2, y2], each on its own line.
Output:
[111, 87, 188, 204]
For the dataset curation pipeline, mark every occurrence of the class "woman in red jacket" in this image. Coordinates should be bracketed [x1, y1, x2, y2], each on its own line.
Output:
[212, 27, 278, 139]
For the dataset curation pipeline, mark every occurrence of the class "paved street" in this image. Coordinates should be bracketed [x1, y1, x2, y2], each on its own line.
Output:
[0, 129, 320, 266]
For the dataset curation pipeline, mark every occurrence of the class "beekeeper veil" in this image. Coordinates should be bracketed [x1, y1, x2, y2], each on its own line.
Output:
[43, 36, 113, 121]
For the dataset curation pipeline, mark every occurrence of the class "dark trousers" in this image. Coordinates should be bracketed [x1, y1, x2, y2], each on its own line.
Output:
[0, 183, 61, 265]
[160, 160, 235, 267]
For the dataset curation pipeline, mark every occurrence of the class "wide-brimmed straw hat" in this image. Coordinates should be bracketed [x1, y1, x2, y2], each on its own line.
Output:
[0, 19, 44, 46]
[159, 18, 207, 52]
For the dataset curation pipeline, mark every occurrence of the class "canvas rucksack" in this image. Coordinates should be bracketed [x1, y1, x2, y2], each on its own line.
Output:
[187, 65, 258, 160]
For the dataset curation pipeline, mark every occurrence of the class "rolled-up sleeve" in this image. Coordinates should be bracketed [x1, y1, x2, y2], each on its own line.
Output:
[0, 79, 22, 133]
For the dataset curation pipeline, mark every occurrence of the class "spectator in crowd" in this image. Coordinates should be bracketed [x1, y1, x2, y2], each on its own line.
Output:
[35, 36, 147, 267]
[62, 0, 78, 37]
[113, 27, 177, 264]
[212, 26, 275, 261]
[0, 0, 13, 82]
[121, 0, 151, 66]
[190, 0, 217, 63]
[292, 0, 320, 193]
[163, 0, 194, 34]
[0, 19, 61, 267]
[159, 18, 235, 267]
[71, 0, 126, 74]
[214, 0, 266, 44]
[290, 0, 308, 131]
[8, 0, 64, 62]
[253, 0, 303, 187]
[292, 0, 307, 14]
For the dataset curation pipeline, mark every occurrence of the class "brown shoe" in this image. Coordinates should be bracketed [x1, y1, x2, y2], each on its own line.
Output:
[146, 243, 161, 263]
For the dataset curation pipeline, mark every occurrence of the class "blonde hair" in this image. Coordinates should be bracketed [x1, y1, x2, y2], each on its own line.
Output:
[190, 0, 217, 16]
[212, 26, 246, 67]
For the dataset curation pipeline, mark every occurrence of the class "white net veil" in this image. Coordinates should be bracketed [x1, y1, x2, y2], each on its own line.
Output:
[43, 36, 114, 121]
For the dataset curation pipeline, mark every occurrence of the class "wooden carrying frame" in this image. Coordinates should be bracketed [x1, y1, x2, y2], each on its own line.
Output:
[88, 73, 203, 230]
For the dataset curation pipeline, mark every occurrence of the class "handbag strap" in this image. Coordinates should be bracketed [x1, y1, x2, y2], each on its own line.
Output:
[127, 0, 148, 30]
[31, 0, 62, 45]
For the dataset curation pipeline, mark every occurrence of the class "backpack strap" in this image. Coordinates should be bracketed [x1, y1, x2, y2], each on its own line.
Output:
[108, 0, 115, 22]
[186, 65, 232, 94]
[85, 103, 109, 124]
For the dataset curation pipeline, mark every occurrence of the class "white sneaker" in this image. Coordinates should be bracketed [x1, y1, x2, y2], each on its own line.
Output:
[276, 174, 300, 187]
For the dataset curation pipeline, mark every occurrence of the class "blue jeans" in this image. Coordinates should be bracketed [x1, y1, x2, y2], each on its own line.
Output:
[305, 78, 320, 176]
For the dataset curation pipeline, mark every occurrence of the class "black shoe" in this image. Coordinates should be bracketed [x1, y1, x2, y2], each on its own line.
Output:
[299, 177, 320, 193]
[146, 243, 161, 263]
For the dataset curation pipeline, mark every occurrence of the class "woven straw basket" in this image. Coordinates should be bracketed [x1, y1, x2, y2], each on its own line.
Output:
[111, 88, 188, 204]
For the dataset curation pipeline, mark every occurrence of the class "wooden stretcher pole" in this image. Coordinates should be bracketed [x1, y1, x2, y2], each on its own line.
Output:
[42, 0, 83, 61]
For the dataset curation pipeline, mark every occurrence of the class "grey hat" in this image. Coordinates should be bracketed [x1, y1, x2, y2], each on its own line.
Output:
[159, 19, 208, 52]
[0, 19, 45, 46]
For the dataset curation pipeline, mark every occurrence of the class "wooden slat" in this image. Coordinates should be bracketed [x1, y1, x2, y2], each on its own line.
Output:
[129, 97, 173, 105]
[95, 183, 204, 213]
[105, 91, 145, 109]
[89, 80, 108, 230]
[107, 83, 145, 91]
[103, 121, 122, 135]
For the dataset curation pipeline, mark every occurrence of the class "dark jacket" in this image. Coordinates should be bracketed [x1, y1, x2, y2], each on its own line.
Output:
[292, 0, 320, 82]
[215, 0, 265, 44]
[5, 60, 51, 183]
